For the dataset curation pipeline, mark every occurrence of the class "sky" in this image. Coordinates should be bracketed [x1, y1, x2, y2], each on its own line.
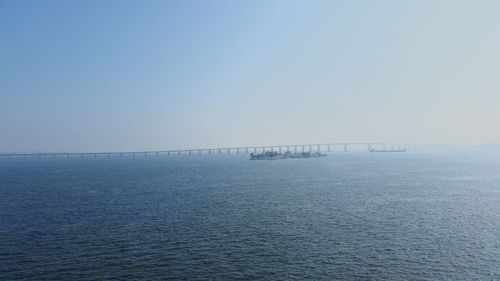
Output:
[1, 0, 500, 152]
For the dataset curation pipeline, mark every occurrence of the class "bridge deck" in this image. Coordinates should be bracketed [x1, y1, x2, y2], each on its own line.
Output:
[0, 143, 419, 158]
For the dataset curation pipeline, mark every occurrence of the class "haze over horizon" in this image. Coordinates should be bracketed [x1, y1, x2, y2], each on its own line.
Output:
[2, 0, 500, 152]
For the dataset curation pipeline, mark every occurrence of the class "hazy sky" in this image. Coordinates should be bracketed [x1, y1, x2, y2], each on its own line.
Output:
[2, 0, 500, 152]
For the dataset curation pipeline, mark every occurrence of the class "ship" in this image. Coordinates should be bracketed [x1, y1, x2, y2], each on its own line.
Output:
[369, 148, 406, 153]
[250, 151, 327, 160]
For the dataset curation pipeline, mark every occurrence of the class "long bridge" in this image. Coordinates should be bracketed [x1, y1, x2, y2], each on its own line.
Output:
[0, 143, 420, 159]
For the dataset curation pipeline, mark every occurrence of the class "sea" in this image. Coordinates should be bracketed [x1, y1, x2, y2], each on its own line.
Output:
[1, 150, 500, 280]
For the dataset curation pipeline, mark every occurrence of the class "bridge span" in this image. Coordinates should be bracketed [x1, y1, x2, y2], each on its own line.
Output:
[0, 143, 419, 159]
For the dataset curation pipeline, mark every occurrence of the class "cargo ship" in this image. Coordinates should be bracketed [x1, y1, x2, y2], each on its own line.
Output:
[369, 148, 406, 153]
[250, 151, 327, 160]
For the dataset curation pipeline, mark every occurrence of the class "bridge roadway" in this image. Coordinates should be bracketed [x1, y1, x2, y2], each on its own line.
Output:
[0, 143, 418, 159]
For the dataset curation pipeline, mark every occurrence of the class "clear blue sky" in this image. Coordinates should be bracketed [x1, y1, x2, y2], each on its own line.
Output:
[2, 0, 500, 152]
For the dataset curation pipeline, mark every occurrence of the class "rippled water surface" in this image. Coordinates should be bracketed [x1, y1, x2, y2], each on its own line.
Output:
[1, 151, 500, 280]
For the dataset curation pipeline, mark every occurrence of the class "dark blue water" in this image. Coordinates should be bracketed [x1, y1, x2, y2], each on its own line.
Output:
[1, 151, 500, 280]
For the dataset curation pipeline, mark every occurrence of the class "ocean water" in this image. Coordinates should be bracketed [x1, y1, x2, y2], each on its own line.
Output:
[1, 151, 500, 280]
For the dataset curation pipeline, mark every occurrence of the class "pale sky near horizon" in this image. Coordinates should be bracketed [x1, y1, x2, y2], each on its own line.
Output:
[2, 0, 500, 152]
